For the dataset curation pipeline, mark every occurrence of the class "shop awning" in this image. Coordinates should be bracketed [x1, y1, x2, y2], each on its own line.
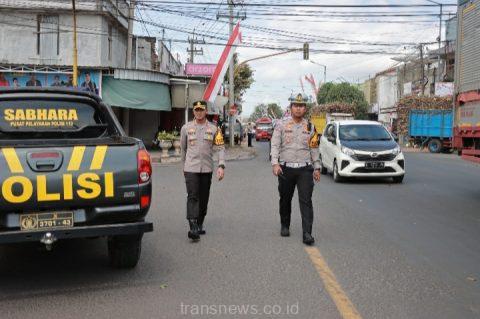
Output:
[102, 76, 171, 111]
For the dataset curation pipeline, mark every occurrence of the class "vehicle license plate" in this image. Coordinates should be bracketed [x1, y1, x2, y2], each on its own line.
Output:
[365, 162, 385, 169]
[20, 212, 74, 231]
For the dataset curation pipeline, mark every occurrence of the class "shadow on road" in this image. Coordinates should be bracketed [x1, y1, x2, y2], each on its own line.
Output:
[0, 238, 166, 301]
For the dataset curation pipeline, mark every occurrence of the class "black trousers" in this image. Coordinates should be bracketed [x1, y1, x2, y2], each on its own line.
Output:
[247, 133, 253, 147]
[278, 165, 314, 234]
[184, 172, 213, 224]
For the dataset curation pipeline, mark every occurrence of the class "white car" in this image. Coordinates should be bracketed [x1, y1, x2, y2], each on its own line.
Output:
[319, 120, 405, 183]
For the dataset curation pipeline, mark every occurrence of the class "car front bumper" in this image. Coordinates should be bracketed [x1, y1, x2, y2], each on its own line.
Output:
[337, 152, 405, 178]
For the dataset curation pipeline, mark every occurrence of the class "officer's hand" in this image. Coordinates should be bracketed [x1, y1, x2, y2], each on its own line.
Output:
[313, 169, 321, 182]
[272, 164, 283, 176]
[217, 167, 225, 181]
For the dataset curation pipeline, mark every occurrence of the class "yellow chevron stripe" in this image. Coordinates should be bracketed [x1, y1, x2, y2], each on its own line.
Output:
[90, 146, 108, 170]
[67, 146, 86, 171]
[2, 148, 24, 173]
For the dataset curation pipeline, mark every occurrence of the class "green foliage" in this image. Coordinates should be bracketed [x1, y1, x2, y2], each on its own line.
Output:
[156, 131, 176, 141]
[316, 82, 369, 119]
[249, 103, 284, 122]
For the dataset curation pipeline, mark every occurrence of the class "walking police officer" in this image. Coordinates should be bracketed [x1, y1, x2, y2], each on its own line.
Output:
[180, 100, 225, 241]
[270, 93, 321, 245]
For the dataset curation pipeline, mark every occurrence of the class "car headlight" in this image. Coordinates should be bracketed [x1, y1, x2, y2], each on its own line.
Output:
[392, 146, 401, 155]
[341, 146, 355, 157]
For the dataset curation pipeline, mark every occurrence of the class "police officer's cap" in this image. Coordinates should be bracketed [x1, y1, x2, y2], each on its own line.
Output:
[193, 100, 207, 110]
[289, 93, 308, 105]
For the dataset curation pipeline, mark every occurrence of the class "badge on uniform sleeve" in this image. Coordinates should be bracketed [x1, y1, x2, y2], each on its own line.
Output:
[309, 128, 320, 148]
[213, 128, 224, 146]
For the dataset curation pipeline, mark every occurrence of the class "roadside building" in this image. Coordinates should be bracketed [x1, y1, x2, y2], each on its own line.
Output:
[0, 0, 184, 148]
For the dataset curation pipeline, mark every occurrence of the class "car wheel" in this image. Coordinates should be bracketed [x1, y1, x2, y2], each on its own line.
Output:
[428, 139, 442, 153]
[319, 155, 327, 175]
[108, 234, 142, 269]
[333, 161, 343, 183]
[392, 175, 404, 183]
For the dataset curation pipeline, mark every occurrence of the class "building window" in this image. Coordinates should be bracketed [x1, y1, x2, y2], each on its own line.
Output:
[108, 24, 113, 61]
[37, 15, 59, 57]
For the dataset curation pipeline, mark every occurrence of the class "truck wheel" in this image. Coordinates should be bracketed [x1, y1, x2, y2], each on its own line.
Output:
[392, 175, 404, 183]
[428, 139, 442, 153]
[108, 234, 142, 269]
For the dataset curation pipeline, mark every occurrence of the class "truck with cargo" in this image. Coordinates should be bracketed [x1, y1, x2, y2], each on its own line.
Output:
[454, 0, 480, 163]
[311, 112, 354, 135]
[408, 109, 453, 153]
[0, 88, 153, 268]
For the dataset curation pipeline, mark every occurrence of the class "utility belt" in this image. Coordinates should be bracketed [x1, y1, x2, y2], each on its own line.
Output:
[280, 162, 312, 169]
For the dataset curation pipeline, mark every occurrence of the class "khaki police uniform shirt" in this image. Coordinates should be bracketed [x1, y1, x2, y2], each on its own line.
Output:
[270, 118, 321, 169]
[181, 120, 226, 173]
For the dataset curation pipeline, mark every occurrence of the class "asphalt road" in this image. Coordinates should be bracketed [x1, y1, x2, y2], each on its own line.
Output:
[0, 142, 479, 319]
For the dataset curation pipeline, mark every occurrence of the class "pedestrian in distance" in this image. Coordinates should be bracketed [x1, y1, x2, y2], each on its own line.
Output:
[180, 100, 226, 241]
[270, 93, 321, 245]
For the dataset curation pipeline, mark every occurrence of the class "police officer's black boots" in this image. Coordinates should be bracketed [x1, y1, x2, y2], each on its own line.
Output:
[303, 233, 315, 245]
[188, 219, 200, 241]
[197, 216, 206, 235]
[280, 225, 290, 237]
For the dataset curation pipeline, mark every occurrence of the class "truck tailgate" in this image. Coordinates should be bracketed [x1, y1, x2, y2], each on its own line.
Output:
[0, 143, 140, 212]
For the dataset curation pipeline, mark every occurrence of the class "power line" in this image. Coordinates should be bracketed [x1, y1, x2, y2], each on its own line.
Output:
[137, 1, 458, 8]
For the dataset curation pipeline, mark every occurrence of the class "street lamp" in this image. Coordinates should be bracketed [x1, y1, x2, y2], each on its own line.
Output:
[310, 60, 327, 85]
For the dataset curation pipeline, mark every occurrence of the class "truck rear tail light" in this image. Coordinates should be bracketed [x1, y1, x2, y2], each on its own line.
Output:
[31, 152, 60, 159]
[140, 195, 151, 208]
[137, 149, 152, 184]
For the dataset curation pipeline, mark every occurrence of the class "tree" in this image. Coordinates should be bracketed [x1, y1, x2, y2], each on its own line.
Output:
[224, 54, 255, 107]
[316, 82, 368, 119]
[249, 103, 284, 122]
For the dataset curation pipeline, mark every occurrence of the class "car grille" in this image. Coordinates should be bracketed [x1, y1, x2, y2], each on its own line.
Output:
[352, 167, 396, 173]
[351, 153, 396, 162]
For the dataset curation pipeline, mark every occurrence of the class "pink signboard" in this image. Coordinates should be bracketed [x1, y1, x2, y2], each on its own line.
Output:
[185, 63, 217, 76]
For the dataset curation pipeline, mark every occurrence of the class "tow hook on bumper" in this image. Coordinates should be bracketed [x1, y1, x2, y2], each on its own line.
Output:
[40, 232, 57, 250]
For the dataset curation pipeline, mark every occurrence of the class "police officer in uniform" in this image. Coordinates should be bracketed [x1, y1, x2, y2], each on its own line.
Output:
[180, 100, 226, 241]
[270, 93, 321, 245]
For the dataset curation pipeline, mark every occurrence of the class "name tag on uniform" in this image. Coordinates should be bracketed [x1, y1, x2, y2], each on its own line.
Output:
[204, 131, 214, 141]
[188, 136, 197, 146]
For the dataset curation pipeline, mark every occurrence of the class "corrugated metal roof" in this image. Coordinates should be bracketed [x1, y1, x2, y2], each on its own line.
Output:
[113, 69, 170, 84]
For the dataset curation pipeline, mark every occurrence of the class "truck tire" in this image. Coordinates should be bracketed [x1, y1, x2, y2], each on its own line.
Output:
[108, 234, 143, 269]
[428, 139, 442, 153]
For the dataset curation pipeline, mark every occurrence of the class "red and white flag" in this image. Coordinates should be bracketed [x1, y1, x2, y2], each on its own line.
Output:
[203, 22, 242, 103]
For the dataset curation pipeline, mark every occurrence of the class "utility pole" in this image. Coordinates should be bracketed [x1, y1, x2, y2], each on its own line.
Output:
[228, 0, 235, 146]
[419, 44, 425, 96]
[217, 1, 246, 146]
[187, 30, 205, 63]
[126, 0, 135, 68]
[426, 0, 443, 84]
[72, 0, 78, 86]
[124, 0, 135, 135]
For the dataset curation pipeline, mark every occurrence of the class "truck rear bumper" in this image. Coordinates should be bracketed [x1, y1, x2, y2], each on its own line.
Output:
[0, 222, 153, 244]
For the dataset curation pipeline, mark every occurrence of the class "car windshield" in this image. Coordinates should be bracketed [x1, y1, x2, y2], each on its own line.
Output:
[339, 124, 392, 141]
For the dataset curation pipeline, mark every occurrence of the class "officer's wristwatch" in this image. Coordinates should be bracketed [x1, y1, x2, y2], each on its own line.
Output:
[218, 164, 226, 169]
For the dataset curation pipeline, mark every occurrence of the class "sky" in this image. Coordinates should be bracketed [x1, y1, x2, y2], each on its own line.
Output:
[134, 0, 457, 117]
